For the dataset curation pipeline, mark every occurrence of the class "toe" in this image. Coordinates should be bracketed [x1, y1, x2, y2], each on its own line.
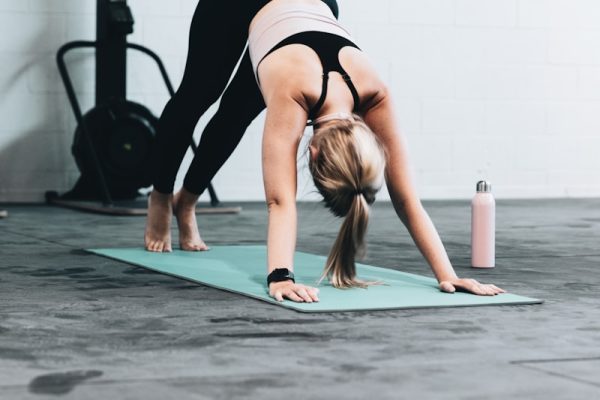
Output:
[194, 241, 209, 251]
[180, 243, 191, 251]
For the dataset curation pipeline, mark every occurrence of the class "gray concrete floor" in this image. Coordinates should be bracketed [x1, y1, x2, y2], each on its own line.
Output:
[0, 199, 599, 399]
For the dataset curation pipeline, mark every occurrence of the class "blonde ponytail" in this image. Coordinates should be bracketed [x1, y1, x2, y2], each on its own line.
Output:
[321, 193, 371, 288]
[309, 116, 385, 288]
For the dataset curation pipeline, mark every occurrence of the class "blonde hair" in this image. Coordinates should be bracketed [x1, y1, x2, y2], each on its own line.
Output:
[309, 116, 386, 288]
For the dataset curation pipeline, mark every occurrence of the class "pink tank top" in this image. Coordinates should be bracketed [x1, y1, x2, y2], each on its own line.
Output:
[248, 2, 354, 81]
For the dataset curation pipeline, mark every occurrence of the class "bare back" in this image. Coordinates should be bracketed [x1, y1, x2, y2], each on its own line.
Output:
[250, 0, 386, 119]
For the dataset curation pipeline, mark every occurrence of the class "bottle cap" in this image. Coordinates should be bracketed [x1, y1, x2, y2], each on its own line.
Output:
[476, 180, 492, 193]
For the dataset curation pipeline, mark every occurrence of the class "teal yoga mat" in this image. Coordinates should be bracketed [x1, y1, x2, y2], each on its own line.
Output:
[89, 246, 542, 312]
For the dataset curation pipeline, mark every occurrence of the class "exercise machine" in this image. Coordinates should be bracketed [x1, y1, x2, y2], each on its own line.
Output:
[46, 0, 240, 215]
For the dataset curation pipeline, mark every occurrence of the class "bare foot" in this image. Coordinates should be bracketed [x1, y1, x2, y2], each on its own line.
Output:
[173, 189, 209, 251]
[144, 190, 173, 252]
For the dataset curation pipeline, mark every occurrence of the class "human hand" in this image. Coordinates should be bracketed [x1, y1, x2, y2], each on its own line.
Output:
[269, 281, 320, 303]
[439, 278, 506, 296]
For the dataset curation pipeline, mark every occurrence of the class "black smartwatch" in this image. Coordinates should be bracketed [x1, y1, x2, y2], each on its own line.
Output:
[267, 268, 295, 286]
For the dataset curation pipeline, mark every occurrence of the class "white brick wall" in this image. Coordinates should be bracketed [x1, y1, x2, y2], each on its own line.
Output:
[0, 0, 599, 202]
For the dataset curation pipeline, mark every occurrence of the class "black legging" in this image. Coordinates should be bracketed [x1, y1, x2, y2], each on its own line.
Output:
[151, 0, 339, 195]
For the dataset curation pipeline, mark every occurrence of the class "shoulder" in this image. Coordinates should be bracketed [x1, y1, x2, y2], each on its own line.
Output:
[258, 48, 323, 112]
[337, 47, 389, 108]
[361, 80, 390, 111]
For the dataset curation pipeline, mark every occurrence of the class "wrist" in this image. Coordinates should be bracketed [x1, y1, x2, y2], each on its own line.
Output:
[438, 274, 458, 283]
[268, 280, 293, 291]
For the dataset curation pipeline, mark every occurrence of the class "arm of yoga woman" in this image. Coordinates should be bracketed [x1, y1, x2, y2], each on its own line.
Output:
[262, 93, 320, 303]
[363, 89, 505, 297]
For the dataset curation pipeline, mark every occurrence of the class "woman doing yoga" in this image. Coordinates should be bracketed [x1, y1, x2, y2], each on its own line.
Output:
[148, 0, 505, 303]
[248, 0, 504, 302]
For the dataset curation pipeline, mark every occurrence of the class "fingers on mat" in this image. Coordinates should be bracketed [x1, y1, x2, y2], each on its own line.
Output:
[307, 287, 320, 302]
[440, 282, 455, 293]
[491, 284, 506, 293]
[296, 287, 313, 303]
[274, 291, 284, 302]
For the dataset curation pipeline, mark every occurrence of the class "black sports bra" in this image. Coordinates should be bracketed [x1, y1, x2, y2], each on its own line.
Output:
[262, 31, 361, 122]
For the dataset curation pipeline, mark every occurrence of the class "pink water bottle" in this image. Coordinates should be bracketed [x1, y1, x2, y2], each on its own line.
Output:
[471, 180, 495, 268]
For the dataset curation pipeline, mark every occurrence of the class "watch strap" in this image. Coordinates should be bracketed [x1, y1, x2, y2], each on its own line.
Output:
[267, 268, 295, 286]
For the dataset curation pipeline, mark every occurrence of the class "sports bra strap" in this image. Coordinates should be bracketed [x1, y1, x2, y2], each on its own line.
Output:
[262, 32, 362, 122]
[308, 71, 361, 120]
[342, 73, 361, 112]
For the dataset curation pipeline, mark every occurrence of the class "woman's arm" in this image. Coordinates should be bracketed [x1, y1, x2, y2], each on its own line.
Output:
[262, 93, 320, 302]
[362, 89, 505, 296]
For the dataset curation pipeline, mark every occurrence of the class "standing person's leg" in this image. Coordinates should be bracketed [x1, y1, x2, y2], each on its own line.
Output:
[183, 53, 265, 196]
[145, 0, 268, 252]
[173, 51, 266, 250]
